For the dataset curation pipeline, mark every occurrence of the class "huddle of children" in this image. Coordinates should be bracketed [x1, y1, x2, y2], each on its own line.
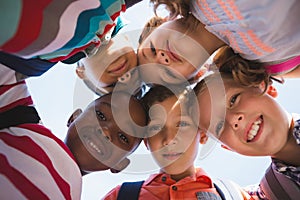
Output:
[1, 0, 300, 199]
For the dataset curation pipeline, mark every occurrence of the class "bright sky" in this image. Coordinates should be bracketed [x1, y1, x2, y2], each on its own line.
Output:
[26, 1, 300, 199]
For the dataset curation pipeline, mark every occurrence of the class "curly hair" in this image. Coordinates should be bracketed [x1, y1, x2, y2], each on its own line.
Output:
[213, 46, 270, 92]
[149, 0, 200, 32]
[138, 16, 166, 45]
[149, 0, 190, 19]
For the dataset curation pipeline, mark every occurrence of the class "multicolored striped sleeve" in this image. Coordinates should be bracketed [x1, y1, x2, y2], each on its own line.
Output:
[0, 0, 126, 62]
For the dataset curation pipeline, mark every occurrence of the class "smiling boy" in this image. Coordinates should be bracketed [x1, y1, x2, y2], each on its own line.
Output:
[103, 85, 252, 200]
[194, 71, 300, 199]
[76, 34, 138, 95]
[66, 91, 146, 174]
[0, 62, 147, 198]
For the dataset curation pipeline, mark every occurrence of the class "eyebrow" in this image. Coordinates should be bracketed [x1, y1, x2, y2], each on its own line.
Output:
[99, 101, 112, 109]
[141, 48, 147, 61]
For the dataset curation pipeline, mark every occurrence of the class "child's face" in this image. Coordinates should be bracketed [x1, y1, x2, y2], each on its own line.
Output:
[65, 92, 146, 173]
[197, 78, 289, 157]
[137, 18, 209, 83]
[146, 96, 200, 175]
[81, 34, 137, 90]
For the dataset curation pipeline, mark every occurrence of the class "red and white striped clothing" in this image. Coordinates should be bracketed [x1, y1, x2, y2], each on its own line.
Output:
[0, 64, 82, 200]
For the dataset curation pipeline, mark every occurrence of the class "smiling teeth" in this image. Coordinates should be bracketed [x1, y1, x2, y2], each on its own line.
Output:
[88, 140, 102, 154]
[247, 118, 262, 141]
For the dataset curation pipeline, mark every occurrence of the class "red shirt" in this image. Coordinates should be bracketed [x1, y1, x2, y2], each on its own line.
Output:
[103, 168, 220, 200]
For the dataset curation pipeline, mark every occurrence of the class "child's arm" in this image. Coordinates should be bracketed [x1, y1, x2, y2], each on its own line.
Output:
[266, 55, 300, 78]
[280, 64, 300, 78]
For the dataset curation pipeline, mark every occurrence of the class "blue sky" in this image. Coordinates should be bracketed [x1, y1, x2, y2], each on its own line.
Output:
[26, 1, 300, 199]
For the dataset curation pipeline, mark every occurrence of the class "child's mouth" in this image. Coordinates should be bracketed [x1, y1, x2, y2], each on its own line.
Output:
[162, 152, 182, 160]
[86, 138, 103, 155]
[166, 40, 182, 62]
[109, 60, 127, 75]
[246, 115, 263, 142]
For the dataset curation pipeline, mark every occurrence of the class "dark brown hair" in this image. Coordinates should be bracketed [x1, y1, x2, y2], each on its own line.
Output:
[214, 46, 270, 92]
[142, 85, 197, 124]
[150, 0, 190, 19]
[142, 85, 182, 113]
[149, 0, 200, 33]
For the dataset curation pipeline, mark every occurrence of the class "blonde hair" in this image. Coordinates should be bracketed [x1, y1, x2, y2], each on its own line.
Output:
[138, 16, 166, 45]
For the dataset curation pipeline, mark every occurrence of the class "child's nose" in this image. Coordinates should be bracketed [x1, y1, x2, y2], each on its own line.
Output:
[101, 127, 112, 141]
[228, 113, 244, 130]
[157, 50, 170, 65]
[162, 130, 178, 146]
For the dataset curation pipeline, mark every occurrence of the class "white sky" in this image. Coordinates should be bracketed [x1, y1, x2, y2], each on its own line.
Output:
[26, 1, 300, 199]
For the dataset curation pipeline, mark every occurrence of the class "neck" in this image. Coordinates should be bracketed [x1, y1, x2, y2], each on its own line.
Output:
[272, 119, 300, 166]
[166, 166, 196, 182]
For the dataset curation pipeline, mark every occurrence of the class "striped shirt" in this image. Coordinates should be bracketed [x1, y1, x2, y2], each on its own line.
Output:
[0, 0, 125, 62]
[0, 64, 82, 200]
[190, 0, 300, 73]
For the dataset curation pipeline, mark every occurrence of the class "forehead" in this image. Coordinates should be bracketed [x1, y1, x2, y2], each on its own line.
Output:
[197, 81, 227, 129]
[153, 18, 186, 35]
[96, 93, 146, 134]
[98, 93, 144, 113]
[152, 96, 188, 118]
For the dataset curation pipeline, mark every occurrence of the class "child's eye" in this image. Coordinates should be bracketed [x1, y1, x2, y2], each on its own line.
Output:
[96, 110, 106, 121]
[118, 133, 129, 144]
[229, 93, 240, 108]
[177, 121, 190, 127]
[150, 41, 156, 55]
[215, 120, 225, 137]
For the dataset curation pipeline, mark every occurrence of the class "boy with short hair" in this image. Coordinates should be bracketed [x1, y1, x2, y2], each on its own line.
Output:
[103, 85, 252, 200]
[0, 63, 147, 199]
[194, 68, 300, 199]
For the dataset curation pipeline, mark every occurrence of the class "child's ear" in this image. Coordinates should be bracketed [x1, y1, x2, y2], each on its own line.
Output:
[258, 81, 278, 98]
[199, 130, 208, 144]
[266, 85, 278, 98]
[75, 63, 86, 79]
[67, 109, 82, 127]
[110, 158, 130, 173]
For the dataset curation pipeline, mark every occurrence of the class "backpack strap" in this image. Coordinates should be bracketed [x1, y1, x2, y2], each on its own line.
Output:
[117, 180, 145, 200]
[214, 183, 226, 200]
[0, 106, 40, 129]
[213, 179, 246, 200]
[0, 51, 56, 76]
[260, 163, 300, 200]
